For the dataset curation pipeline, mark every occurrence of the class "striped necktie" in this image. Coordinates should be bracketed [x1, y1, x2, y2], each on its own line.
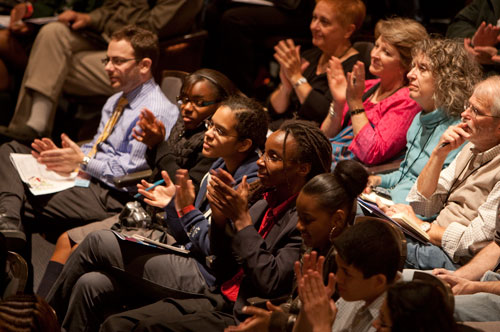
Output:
[86, 96, 128, 159]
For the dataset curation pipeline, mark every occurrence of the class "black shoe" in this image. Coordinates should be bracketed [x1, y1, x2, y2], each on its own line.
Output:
[0, 125, 42, 145]
[0, 214, 26, 252]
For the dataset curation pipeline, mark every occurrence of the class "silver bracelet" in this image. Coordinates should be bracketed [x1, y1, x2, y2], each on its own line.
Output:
[328, 102, 336, 117]
[294, 77, 307, 88]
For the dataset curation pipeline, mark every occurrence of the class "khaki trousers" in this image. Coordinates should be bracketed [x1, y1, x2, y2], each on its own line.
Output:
[10, 22, 114, 132]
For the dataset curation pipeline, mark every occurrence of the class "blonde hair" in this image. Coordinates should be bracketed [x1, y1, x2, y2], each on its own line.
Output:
[412, 38, 483, 117]
[375, 17, 428, 73]
[317, 0, 366, 31]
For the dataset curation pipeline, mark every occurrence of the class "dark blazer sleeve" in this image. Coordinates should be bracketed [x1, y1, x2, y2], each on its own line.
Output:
[446, 0, 498, 38]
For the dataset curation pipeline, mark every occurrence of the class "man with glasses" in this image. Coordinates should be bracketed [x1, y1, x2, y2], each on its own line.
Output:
[0, 0, 202, 143]
[0, 25, 178, 251]
[381, 75, 500, 270]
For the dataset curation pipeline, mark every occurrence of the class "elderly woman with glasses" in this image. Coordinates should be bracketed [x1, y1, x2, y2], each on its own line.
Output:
[364, 38, 482, 205]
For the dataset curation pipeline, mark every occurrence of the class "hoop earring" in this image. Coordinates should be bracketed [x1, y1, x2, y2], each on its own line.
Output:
[329, 226, 337, 242]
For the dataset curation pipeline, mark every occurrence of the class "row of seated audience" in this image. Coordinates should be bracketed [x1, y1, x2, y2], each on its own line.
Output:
[0, 0, 500, 331]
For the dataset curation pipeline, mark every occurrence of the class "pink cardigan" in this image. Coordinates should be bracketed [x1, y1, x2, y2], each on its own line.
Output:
[341, 79, 421, 165]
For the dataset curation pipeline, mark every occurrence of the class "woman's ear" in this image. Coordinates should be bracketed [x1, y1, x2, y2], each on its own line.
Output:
[237, 138, 253, 153]
[297, 162, 311, 178]
[331, 208, 346, 228]
[344, 23, 356, 40]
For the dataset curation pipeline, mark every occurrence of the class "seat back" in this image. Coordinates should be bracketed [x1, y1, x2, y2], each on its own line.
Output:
[2, 251, 28, 299]
[161, 70, 189, 105]
[155, 30, 208, 82]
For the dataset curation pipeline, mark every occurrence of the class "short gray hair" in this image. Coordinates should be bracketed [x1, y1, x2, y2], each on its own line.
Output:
[473, 76, 500, 117]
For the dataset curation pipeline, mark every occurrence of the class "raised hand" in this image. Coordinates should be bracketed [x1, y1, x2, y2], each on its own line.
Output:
[296, 268, 337, 332]
[132, 108, 166, 148]
[471, 21, 500, 47]
[33, 134, 84, 176]
[174, 169, 196, 211]
[207, 171, 251, 231]
[327, 56, 347, 104]
[137, 170, 176, 208]
[346, 61, 366, 110]
[274, 39, 310, 87]
[434, 122, 470, 157]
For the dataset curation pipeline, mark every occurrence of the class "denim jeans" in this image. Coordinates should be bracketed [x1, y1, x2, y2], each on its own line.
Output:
[404, 237, 459, 270]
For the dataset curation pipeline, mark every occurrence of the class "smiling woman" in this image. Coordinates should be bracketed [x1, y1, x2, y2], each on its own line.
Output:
[321, 17, 428, 167]
[268, 0, 366, 129]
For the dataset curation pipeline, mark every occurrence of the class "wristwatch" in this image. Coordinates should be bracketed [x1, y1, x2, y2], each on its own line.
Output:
[81, 156, 91, 166]
[420, 222, 431, 233]
[350, 108, 365, 116]
[294, 77, 308, 88]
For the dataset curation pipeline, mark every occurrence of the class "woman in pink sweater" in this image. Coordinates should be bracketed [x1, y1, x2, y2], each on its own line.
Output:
[322, 18, 427, 167]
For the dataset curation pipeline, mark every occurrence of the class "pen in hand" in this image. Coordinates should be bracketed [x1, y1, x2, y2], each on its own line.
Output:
[134, 179, 165, 199]
[438, 142, 450, 149]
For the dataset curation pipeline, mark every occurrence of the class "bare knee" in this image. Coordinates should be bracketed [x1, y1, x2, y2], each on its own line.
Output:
[50, 232, 74, 264]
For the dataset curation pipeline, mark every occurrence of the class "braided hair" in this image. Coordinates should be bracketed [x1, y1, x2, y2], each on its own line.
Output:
[279, 120, 332, 180]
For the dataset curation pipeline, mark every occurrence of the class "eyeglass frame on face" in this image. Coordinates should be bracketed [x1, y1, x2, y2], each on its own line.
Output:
[177, 95, 219, 108]
[101, 57, 139, 66]
[464, 101, 500, 119]
[204, 119, 239, 138]
[257, 148, 300, 164]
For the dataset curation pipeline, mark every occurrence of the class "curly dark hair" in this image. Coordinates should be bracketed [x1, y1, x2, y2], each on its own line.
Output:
[412, 38, 483, 117]
[220, 96, 268, 151]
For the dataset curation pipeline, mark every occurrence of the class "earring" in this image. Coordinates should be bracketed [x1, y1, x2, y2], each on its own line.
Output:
[329, 226, 337, 242]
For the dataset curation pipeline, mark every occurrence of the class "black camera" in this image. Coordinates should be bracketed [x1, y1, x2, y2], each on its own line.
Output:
[118, 201, 152, 229]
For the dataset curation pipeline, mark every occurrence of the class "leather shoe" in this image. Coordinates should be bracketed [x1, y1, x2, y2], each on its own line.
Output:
[0, 125, 42, 144]
[0, 213, 26, 252]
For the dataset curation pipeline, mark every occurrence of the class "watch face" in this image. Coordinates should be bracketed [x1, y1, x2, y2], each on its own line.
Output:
[421, 223, 430, 232]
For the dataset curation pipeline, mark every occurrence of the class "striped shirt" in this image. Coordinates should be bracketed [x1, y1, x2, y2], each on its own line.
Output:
[331, 292, 385, 332]
[80, 78, 178, 191]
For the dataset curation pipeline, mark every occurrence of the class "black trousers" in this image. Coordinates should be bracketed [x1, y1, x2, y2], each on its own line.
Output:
[0, 141, 130, 231]
[100, 297, 235, 332]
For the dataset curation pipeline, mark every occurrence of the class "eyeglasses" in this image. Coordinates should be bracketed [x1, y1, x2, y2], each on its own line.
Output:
[101, 57, 138, 66]
[257, 149, 283, 163]
[204, 119, 238, 138]
[464, 101, 500, 119]
[177, 96, 219, 108]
